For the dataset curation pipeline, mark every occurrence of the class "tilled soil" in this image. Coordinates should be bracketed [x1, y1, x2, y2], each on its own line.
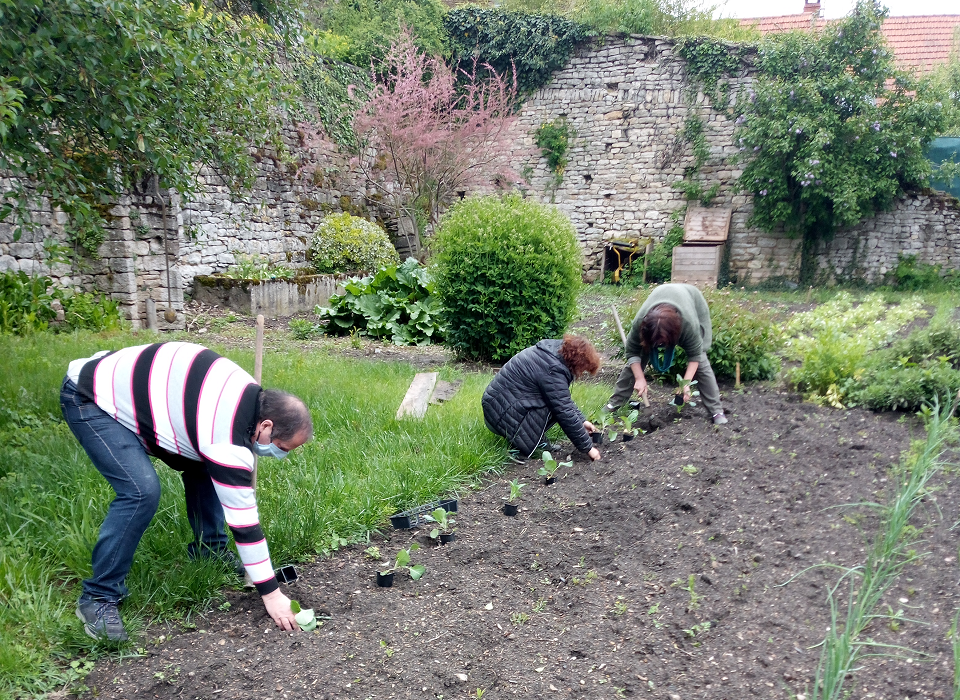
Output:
[80, 384, 959, 700]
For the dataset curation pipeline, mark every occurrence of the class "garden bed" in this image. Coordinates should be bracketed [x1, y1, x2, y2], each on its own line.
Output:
[192, 273, 349, 317]
[79, 384, 958, 700]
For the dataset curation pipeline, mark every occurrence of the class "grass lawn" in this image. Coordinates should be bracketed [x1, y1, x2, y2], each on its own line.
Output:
[0, 332, 619, 698]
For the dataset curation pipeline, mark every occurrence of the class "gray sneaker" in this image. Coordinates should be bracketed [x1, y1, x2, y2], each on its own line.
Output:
[712, 413, 728, 425]
[76, 600, 128, 642]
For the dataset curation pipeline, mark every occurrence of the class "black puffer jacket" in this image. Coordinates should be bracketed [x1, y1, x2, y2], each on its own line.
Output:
[481, 339, 593, 458]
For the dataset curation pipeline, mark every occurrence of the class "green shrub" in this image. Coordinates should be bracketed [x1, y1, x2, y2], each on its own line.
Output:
[317, 258, 442, 345]
[644, 222, 683, 284]
[0, 271, 123, 334]
[702, 289, 782, 381]
[309, 213, 399, 274]
[890, 255, 960, 292]
[59, 289, 122, 333]
[222, 254, 296, 281]
[433, 194, 582, 362]
[313, 0, 448, 68]
[850, 359, 960, 412]
[0, 271, 58, 334]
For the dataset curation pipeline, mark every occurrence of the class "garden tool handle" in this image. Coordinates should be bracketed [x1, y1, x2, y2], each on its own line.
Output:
[611, 305, 649, 407]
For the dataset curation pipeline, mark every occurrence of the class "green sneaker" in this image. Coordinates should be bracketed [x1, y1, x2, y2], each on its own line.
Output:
[76, 600, 128, 642]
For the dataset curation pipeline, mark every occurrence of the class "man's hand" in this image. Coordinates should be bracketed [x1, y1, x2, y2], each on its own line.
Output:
[682, 383, 693, 403]
[588, 447, 601, 461]
[583, 420, 596, 433]
[262, 589, 298, 631]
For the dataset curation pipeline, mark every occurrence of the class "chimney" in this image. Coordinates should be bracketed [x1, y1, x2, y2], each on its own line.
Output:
[802, 0, 821, 15]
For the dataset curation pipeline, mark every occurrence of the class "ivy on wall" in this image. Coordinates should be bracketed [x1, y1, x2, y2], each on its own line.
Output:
[445, 8, 588, 96]
[534, 117, 574, 185]
[674, 36, 752, 110]
[291, 51, 370, 149]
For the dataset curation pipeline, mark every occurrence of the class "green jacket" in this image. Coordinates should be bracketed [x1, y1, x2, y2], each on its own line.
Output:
[625, 284, 712, 367]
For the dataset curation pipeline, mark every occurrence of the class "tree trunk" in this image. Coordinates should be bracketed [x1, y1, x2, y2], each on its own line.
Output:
[799, 233, 819, 286]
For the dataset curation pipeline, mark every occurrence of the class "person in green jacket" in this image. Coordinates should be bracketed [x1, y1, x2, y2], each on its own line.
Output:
[606, 283, 727, 424]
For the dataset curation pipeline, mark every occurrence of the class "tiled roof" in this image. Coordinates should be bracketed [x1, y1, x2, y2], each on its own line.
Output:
[739, 14, 960, 74]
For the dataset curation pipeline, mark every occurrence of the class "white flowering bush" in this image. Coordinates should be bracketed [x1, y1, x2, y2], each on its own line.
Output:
[308, 213, 399, 274]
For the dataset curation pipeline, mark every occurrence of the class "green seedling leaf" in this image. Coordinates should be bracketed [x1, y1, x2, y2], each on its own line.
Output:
[395, 549, 410, 568]
[290, 600, 301, 614]
[409, 564, 426, 580]
[430, 528, 440, 539]
[295, 607, 317, 632]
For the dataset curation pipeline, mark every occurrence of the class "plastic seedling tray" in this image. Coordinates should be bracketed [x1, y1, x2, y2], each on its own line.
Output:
[390, 498, 458, 529]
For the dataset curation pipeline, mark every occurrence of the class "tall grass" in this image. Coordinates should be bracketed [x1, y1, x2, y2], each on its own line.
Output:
[800, 397, 957, 700]
[0, 332, 508, 698]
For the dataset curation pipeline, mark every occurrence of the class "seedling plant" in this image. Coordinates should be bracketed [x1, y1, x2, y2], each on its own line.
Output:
[380, 544, 426, 580]
[537, 451, 571, 481]
[506, 478, 526, 503]
[673, 376, 699, 410]
[619, 409, 640, 438]
[424, 507, 456, 541]
[290, 600, 318, 632]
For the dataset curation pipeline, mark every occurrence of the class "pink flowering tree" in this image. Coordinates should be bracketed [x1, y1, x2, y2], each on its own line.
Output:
[352, 29, 521, 255]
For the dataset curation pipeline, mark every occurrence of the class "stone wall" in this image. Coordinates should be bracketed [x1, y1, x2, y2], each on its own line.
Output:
[0, 126, 368, 329]
[513, 35, 958, 284]
[3, 36, 959, 321]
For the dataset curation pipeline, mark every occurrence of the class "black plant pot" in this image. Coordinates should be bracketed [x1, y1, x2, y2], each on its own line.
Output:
[672, 393, 685, 406]
[389, 514, 413, 529]
[622, 432, 634, 442]
[376, 571, 395, 587]
[502, 503, 519, 516]
[590, 432, 602, 445]
[439, 498, 458, 513]
[439, 533, 456, 545]
[544, 477, 556, 485]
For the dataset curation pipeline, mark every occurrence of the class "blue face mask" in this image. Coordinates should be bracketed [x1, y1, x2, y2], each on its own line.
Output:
[650, 345, 676, 373]
[251, 440, 289, 460]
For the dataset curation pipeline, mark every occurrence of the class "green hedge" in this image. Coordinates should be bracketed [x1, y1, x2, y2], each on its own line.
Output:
[433, 194, 581, 362]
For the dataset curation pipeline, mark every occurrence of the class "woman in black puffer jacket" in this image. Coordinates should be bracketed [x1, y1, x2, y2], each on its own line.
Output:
[482, 335, 602, 461]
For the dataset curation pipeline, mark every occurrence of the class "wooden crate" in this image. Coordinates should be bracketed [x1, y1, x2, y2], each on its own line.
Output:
[671, 245, 723, 287]
[683, 206, 732, 243]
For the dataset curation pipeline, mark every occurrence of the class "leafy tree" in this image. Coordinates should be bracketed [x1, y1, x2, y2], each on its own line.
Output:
[735, 1, 945, 282]
[307, 0, 448, 68]
[352, 29, 520, 254]
[0, 0, 292, 253]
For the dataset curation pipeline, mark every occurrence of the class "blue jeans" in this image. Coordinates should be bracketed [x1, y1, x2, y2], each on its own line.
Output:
[60, 378, 228, 603]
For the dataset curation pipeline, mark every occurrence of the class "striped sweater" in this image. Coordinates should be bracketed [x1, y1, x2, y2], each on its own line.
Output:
[67, 342, 278, 595]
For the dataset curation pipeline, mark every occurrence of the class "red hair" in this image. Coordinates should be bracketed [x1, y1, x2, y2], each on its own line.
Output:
[559, 335, 601, 377]
[640, 304, 681, 350]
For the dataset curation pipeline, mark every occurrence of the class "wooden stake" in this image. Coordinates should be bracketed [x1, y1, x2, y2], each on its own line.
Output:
[252, 315, 264, 490]
[611, 305, 649, 407]
[642, 241, 652, 284]
[735, 361, 741, 388]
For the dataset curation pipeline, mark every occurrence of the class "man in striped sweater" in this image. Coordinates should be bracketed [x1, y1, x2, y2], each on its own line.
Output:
[61, 342, 313, 641]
